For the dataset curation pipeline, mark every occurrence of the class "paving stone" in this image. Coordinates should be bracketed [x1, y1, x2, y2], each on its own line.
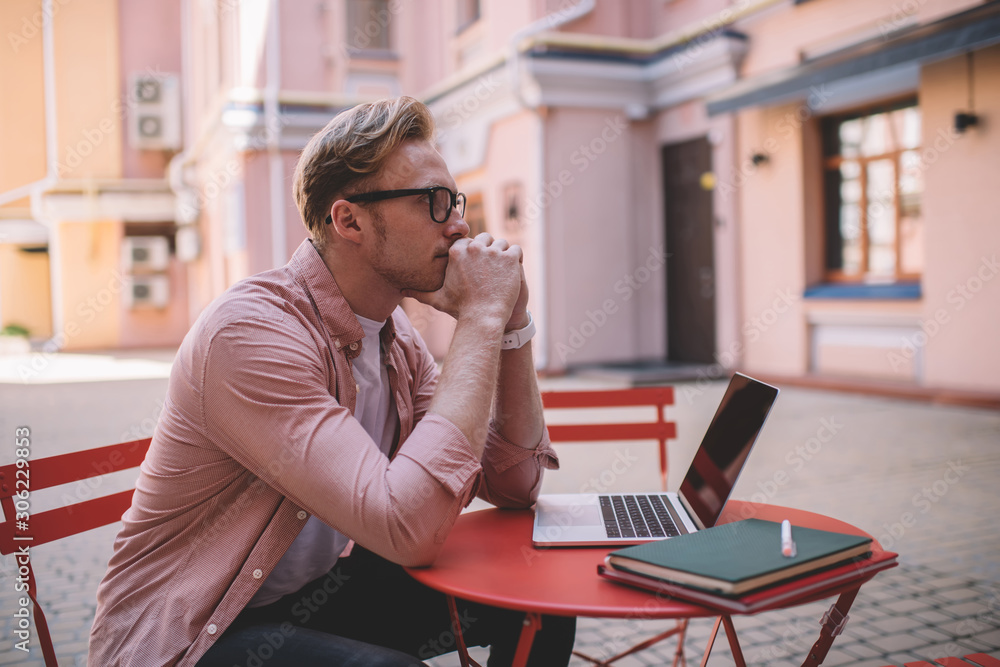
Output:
[957, 636, 1000, 652]
[912, 626, 960, 644]
[54, 641, 90, 657]
[935, 587, 988, 603]
[867, 631, 930, 653]
[943, 601, 995, 617]
[815, 648, 861, 666]
[882, 650, 932, 664]
[0, 652, 44, 667]
[970, 628, 1000, 646]
[870, 615, 929, 634]
[841, 641, 885, 659]
[753, 659, 798, 667]
[912, 608, 961, 625]
[882, 597, 936, 614]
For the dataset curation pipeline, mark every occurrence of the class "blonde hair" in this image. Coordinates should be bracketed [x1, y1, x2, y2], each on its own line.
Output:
[292, 96, 435, 250]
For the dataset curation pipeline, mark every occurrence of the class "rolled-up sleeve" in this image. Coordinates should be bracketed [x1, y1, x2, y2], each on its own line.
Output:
[478, 425, 560, 508]
[398, 317, 559, 511]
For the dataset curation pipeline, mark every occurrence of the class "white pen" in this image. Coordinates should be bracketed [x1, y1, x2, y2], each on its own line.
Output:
[781, 519, 797, 558]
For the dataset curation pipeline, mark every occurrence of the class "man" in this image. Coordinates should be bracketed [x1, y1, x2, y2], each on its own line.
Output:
[89, 97, 576, 666]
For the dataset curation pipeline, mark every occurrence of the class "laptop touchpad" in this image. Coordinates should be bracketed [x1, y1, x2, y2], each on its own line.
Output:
[537, 504, 602, 527]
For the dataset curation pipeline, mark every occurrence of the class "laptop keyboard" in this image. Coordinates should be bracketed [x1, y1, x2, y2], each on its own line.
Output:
[599, 494, 681, 539]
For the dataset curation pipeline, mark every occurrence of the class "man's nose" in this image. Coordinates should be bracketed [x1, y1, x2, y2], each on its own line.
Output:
[443, 210, 470, 238]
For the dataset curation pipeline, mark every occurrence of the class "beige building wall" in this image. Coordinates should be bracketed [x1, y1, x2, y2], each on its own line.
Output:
[57, 220, 122, 350]
[53, 0, 122, 181]
[541, 106, 655, 370]
[0, 244, 52, 338]
[737, 0, 984, 78]
[724, 2, 999, 393]
[735, 103, 809, 377]
[920, 46, 1000, 392]
[0, 0, 48, 197]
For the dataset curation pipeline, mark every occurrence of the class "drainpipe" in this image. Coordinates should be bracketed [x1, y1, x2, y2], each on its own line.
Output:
[170, 0, 204, 325]
[22, 0, 64, 348]
[507, 0, 596, 372]
[265, 0, 286, 268]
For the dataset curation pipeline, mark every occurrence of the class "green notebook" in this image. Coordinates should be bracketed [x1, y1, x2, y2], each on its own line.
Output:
[605, 518, 872, 596]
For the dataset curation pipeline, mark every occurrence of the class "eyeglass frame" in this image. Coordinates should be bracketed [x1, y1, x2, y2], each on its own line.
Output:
[324, 186, 467, 225]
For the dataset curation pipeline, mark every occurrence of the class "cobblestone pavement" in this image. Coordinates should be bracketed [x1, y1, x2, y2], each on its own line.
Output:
[1, 351, 998, 665]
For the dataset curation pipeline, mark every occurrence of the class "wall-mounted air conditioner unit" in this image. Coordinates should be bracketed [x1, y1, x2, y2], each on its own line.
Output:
[123, 236, 170, 273]
[128, 73, 182, 150]
[125, 274, 170, 309]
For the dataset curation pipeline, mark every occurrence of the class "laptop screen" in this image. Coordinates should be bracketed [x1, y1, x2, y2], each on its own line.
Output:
[679, 373, 779, 530]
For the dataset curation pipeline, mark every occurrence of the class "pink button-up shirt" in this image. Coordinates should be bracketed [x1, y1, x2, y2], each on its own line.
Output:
[89, 240, 559, 666]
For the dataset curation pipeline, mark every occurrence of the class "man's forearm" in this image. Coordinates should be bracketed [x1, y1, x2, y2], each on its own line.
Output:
[427, 313, 506, 458]
[492, 323, 545, 450]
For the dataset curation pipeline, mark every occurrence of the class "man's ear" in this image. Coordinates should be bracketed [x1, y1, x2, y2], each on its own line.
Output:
[328, 199, 363, 243]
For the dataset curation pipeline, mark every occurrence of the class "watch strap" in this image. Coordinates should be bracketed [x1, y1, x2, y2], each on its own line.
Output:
[500, 311, 536, 350]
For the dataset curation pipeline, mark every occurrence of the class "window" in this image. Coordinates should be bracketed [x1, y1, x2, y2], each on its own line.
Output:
[821, 99, 923, 283]
[347, 0, 392, 52]
[457, 0, 481, 32]
[464, 192, 486, 237]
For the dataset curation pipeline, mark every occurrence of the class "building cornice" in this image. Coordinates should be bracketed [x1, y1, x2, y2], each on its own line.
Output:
[40, 187, 176, 223]
[525, 33, 748, 116]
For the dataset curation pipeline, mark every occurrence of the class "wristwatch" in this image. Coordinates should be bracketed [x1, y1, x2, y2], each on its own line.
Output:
[500, 311, 536, 350]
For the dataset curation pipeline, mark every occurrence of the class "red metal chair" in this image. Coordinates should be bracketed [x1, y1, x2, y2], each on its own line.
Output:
[540, 386, 685, 666]
[541, 386, 677, 492]
[0, 437, 152, 666]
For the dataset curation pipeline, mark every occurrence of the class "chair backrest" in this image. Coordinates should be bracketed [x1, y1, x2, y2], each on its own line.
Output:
[0, 437, 151, 552]
[0, 437, 151, 667]
[540, 386, 676, 490]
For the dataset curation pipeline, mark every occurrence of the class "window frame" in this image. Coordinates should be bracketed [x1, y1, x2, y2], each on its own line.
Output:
[819, 95, 923, 285]
[345, 0, 394, 55]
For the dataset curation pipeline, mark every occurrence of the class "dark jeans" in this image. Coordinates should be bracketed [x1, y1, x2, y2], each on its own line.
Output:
[196, 545, 576, 667]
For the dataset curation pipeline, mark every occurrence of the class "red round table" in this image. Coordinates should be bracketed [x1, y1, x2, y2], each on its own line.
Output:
[405, 500, 896, 667]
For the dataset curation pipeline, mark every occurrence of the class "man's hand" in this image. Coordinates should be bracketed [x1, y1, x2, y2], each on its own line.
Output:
[414, 234, 531, 457]
[404, 233, 523, 326]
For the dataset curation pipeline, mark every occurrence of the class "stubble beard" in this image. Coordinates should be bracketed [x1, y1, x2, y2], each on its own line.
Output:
[369, 208, 448, 294]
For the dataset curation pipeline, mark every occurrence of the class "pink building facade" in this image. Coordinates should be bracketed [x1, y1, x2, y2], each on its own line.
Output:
[2, 0, 998, 398]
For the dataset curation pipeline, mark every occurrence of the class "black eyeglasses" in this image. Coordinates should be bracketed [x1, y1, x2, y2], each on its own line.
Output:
[327, 186, 466, 224]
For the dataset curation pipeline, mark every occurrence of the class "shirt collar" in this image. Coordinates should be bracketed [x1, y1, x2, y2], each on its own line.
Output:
[291, 239, 398, 356]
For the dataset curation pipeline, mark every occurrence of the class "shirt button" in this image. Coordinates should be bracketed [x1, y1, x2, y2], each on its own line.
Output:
[355, 383, 360, 394]
[349, 342, 359, 351]
[207, 624, 218, 635]
[334, 340, 342, 349]
[297, 510, 307, 520]
[252, 568, 263, 579]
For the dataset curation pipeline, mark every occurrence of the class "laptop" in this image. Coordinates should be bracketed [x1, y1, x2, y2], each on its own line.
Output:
[532, 373, 779, 547]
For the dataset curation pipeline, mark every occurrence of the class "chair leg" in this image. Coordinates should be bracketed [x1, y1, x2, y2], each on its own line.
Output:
[699, 616, 747, 667]
[511, 613, 542, 667]
[447, 595, 482, 667]
[672, 619, 688, 667]
[700, 616, 724, 667]
[799, 588, 859, 667]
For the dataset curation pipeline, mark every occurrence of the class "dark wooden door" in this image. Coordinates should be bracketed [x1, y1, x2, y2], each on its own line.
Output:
[662, 137, 716, 363]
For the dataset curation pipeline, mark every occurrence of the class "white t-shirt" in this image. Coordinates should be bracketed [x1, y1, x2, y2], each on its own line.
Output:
[249, 314, 398, 606]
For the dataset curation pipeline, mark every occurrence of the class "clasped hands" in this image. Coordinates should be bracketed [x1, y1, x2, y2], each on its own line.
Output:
[403, 233, 529, 332]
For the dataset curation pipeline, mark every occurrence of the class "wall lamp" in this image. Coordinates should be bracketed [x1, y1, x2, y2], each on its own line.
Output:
[955, 52, 980, 134]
